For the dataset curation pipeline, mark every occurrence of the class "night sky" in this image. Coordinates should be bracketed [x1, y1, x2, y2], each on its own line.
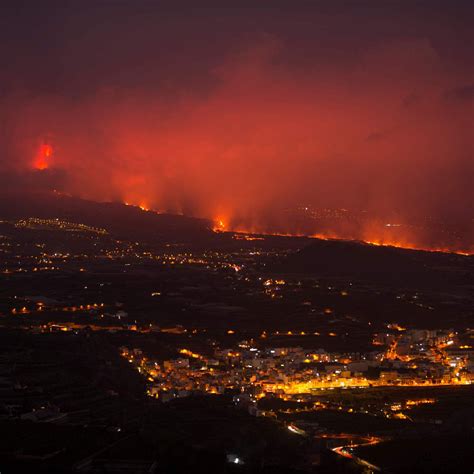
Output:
[1, 1, 472, 248]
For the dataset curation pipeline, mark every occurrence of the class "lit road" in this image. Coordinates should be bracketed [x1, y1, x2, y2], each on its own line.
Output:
[331, 435, 382, 473]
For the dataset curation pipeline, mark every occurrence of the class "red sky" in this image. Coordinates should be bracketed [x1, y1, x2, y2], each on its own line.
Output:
[0, 2, 472, 251]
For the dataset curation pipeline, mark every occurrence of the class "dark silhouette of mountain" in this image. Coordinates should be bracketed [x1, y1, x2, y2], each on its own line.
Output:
[276, 238, 474, 286]
[0, 190, 214, 244]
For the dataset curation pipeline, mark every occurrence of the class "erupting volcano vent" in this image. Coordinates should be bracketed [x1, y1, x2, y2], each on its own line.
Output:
[33, 142, 53, 171]
[0, 2, 471, 254]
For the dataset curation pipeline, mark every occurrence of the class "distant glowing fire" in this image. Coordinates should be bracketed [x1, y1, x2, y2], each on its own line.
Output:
[210, 217, 473, 256]
[2, 21, 471, 262]
[34, 142, 53, 170]
[213, 218, 227, 232]
[115, 200, 473, 256]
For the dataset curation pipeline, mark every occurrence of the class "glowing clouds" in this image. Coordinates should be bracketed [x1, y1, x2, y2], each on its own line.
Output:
[1, 26, 471, 254]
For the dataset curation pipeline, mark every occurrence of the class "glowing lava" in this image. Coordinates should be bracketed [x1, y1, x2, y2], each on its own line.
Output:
[123, 200, 162, 214]
[213, 219, 472, 256]
[213, 217, 227, 232]
[34, 142, 53, 170]
[362, 239, 471, 256]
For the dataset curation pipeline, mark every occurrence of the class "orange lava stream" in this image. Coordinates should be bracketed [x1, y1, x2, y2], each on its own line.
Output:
[215, 221, 472, 256]
[85, 199, 473, 256]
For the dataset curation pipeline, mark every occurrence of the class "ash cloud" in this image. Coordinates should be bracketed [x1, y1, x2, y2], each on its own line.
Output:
[444, 84, 474, 102]
[0, 2, 472, 251]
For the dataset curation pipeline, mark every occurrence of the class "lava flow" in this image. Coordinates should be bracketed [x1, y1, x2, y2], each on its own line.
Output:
[212, 218, 473, 256]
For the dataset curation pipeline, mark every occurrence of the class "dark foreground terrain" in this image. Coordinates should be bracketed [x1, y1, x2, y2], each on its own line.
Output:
[0, 194, 473, 473]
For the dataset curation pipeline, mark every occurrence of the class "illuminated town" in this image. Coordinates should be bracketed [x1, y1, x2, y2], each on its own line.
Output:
[124, 327, 473, 403]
